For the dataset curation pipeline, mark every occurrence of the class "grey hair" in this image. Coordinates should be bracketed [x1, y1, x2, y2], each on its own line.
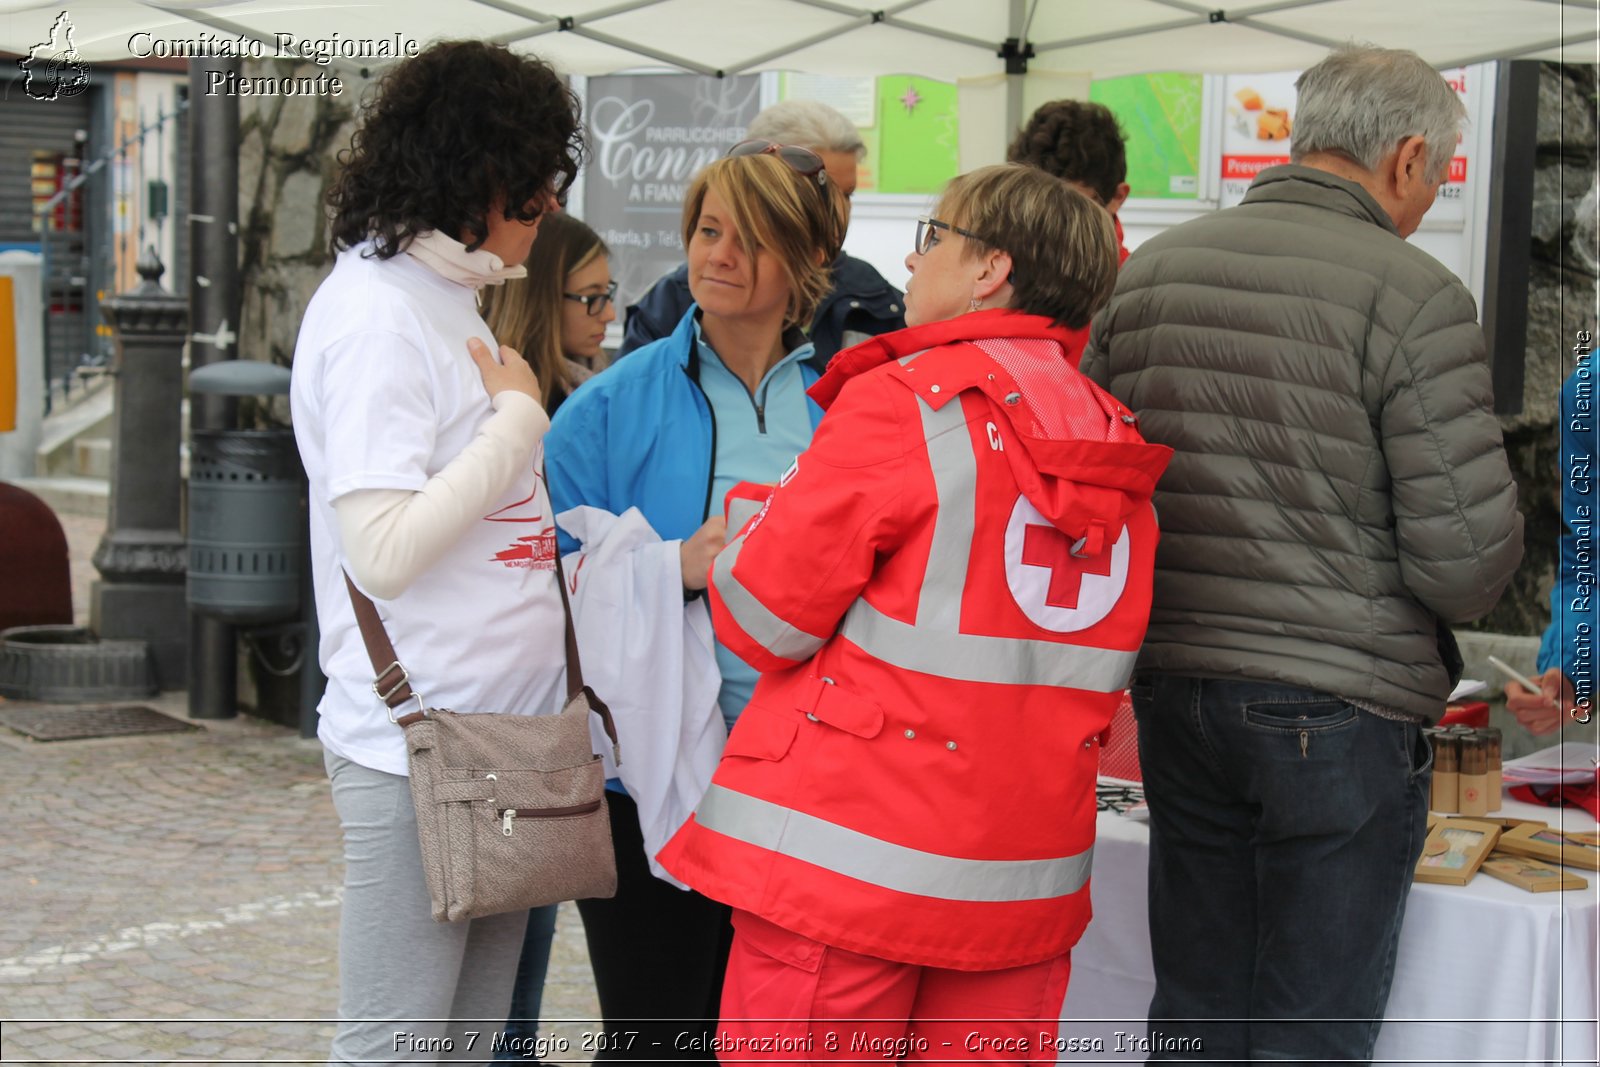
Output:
[748, 99, 867, 160]
[1291, 45, 1465, 185]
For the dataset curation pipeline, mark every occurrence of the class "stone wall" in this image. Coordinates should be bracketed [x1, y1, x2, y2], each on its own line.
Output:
[1477, 63, 1598, 636]
[236, 60, 365, 425]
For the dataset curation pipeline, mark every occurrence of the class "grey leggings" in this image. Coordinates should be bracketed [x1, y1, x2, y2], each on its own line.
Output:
[325, 751, 528, 1065]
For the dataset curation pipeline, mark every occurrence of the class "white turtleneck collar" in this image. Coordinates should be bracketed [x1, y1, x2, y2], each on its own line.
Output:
[403, 229, 528, 289]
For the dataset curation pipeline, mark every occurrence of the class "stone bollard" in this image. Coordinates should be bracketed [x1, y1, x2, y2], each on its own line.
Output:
[91, 247, 188, 687]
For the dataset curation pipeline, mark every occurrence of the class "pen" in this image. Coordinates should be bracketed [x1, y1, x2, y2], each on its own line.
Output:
[1487, 655, 1544, 695]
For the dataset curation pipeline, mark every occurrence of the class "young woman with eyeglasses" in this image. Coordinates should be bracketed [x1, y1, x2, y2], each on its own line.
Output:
[659, 163, 1169, 1062]
[481, 212, 616, 416]
[543, 143, 847, 1061]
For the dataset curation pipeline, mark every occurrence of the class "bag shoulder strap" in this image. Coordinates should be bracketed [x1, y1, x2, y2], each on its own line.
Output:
[341, 492, 617, 748]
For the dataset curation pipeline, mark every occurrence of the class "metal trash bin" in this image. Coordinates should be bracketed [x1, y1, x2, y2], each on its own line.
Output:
[185, 362, 300, 624]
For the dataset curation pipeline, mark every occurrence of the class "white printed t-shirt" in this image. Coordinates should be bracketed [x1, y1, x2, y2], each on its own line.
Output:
[291, 243, 567, 776]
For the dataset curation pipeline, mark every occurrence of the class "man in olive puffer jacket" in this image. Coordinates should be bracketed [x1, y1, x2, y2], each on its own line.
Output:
[1081, 45, 1522, 1064]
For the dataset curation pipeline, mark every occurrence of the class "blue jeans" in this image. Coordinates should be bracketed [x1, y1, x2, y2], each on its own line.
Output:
[1130, 675, 1432, 1064]
[495, 904, 559, 1061]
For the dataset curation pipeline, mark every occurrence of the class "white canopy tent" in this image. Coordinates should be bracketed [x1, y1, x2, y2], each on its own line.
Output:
[8, 0, 1593, 195]
[2, 0, 1590, 187]
[5, 0, 1596, 86]
[2, 0, 1591, 336]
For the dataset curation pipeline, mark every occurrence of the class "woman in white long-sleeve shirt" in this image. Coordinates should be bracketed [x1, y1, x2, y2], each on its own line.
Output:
[289, 40, 583, 1065]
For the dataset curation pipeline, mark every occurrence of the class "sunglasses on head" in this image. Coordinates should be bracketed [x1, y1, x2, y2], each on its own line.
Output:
[727, 139, 829, 188]
[562, 280, 618, 317]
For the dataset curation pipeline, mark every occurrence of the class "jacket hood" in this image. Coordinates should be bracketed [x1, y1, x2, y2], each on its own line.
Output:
[816, 310, 1171, 541]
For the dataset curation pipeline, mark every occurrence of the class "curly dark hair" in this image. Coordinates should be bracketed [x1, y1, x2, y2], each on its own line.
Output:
[1006, 100, 1127, 205]
[327, 41, 583, 258]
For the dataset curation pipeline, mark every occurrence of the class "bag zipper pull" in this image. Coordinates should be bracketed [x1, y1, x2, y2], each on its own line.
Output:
[501, 808, 516, 837]
[1299, 730, 1309, 759]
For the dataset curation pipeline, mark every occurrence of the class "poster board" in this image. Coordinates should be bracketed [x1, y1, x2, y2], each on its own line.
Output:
[580, 73, 762, 310]
[1216, 68, 1476, 215]
[1089, 73, 1203, 200]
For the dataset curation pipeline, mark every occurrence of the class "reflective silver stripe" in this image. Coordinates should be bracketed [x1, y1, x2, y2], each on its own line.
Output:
[916, 396, 976, 631]
[839, 598, 1137, 692]
[696, 784, 1093, 903]
[712, 535, 829, 662]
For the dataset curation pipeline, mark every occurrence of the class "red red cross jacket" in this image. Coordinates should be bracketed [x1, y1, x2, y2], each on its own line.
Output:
[658, 309, 1173, 970]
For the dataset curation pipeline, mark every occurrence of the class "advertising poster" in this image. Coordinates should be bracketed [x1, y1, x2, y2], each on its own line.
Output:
[1219, 69, 1473, 215]
[1430, 67, 1475, 224]
[1219, 71, 1299, 208]
[582, 74, 762, 309]
[875, 76, 959, 196]
[1089, 72, 1203, 200]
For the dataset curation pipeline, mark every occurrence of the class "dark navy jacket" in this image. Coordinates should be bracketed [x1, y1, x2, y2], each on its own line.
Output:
[617, 253, 905, 364]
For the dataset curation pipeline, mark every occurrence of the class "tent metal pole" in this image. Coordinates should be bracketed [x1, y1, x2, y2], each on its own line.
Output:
[467, 0, 561, 21]
[788, 0, 989, 51]
[1032, 0, 1341, 54]
[1228, 15, 1344, 50]
[1441, 31, 1600, 69]
[742, 0, 998, 71]
[789, 0, 938, 18]
[570, 26, 722, 74]
[186, 55, 240, 720]
[727, 19, 879, 75]
[485, 0, 664, 45]
[1141, 0, 1219, 13]
[1006, 0, 1026, 137]
[1228, 0, 1346, 14]
[1149, 0, 1342, 16]
[479, 0, 665, 36]
[879, 18, 994, 50]
[480, 0, 720, 73]
[1033, 15, 1203, 53]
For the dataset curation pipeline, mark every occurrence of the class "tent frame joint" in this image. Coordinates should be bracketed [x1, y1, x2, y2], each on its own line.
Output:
[998, 36, 1035, 75]
[1210, 9, 1228, 23]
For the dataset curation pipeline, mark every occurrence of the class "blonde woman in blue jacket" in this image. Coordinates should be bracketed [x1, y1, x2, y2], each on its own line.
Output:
[545, 143, 846, 1060]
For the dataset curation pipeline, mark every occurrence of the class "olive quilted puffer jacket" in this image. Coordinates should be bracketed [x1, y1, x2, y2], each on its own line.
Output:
[1081, 164, 1523, 721]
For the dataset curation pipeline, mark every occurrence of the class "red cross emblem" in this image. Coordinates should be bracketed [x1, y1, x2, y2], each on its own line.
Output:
[1021, 524, 1114, 609]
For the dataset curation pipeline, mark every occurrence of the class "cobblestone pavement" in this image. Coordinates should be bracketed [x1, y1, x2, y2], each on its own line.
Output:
[0, 696, 602, 1065]
[1, 511, 602, 1065]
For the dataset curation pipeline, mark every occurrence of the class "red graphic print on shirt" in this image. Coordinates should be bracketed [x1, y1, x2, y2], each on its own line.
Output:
[486, 470, 558, 571]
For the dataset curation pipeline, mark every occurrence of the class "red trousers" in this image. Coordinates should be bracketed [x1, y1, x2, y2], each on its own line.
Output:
[714, 910, 1072, 1065]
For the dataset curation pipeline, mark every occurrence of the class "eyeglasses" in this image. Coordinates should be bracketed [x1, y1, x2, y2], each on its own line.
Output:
[727, 139, 829, 188]
[562, 280, 618, 317]
[914, 215, 983, 256]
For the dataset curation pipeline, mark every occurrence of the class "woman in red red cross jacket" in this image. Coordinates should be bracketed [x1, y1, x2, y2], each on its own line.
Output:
[658, 164, 1173, 1063]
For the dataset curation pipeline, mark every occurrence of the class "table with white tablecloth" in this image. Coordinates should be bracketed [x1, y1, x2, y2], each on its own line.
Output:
[1059, 797, 1598, 1066]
